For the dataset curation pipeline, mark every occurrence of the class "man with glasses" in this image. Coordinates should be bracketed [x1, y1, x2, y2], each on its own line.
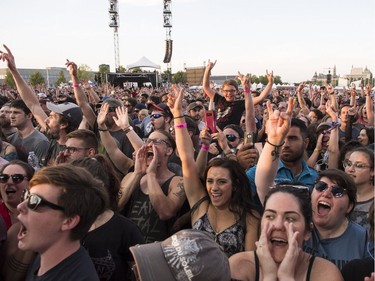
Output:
[203, 60, 274, 129]
[55, 129, 98, 163]
[119, 130, 186, 243]
[14, 164, 108, 280]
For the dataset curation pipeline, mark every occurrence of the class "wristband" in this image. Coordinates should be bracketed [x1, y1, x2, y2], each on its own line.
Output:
[174, 123, 187, 129]
[244, 89, 251, 93]
[73, 84, 81, 88]
[201, 144, 209, 151]
[173, 115, 184, 119]
[98, 128, 108, 132]
[123, 126, 133, 134]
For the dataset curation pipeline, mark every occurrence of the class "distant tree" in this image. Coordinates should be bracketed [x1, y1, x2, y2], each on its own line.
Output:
[161, 70, 171, 83]
[98, 64, 110, 85]
[274, 75, 283, 85]
[29, 71, 45, 86]
[258, 75, 268, 85]
[55, 70, 67, 86]
[117, 65, 126, 73]
[131, 67, 142, 73]
[172, 71, 187, 84]
[78, 64, 94, 82]
[4, 70, 15, 88]
[251, 75, 259, 84]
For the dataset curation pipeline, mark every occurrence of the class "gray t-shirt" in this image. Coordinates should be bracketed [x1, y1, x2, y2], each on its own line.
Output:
[8, 129, 49, 163]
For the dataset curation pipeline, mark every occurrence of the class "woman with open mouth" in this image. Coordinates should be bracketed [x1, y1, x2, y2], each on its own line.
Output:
[229, 185, 343, 281]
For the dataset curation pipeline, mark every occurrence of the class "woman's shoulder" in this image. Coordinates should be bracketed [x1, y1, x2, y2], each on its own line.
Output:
[310, 256, 343, 281]
[229, 251, 256, 281]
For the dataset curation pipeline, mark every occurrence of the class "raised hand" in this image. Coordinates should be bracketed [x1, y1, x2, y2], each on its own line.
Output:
[277, 222, 301, 280]
[97, 103, 109, 127]
[0, 44, 17, 72]
[170, 84, 185, 117]
[113, 106, 130, 130]
[265, 97, 293, 145]
[237, 71, 251, 90]
[134, 145, 148, 176]
[266, 70, 274, 84]
[65, 59, 78, 78]
[206, 59, 217, 71]
[256, 221, 277, 280]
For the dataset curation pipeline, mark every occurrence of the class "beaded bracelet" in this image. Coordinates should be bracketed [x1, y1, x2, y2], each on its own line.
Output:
[174, 123, 187, 129]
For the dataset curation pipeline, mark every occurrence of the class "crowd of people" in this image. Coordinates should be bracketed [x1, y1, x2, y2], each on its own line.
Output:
[0, 44, 374, 281]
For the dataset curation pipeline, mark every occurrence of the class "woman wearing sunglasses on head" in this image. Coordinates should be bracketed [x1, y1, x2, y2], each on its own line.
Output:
[170, 85, 261, 257]
[0, 160, 34, 230]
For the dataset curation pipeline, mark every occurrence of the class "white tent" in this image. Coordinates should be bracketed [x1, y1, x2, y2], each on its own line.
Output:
[126, 56, 161, 70]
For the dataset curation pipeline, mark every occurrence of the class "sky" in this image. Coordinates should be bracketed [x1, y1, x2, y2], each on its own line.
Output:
[0, 0, 374, 83]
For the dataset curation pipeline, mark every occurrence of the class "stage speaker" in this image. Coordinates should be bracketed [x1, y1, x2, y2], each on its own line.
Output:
[163, 39, 173, 63]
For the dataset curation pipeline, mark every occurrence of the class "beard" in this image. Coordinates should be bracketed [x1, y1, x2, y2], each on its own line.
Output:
[0, 117, 11, 128]
[281, 148, 305, 163]
[46, 125, 60, 139]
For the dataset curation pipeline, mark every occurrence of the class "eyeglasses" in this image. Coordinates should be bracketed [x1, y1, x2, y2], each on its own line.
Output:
[64, 147, 90, 153]
[189, 108, 200, 112]
[21, 189, 65, 212]
[314, 181, 346, 198]
[342, 160, 371, 170]
[0, 174, 28, 184]
[150, 113, 164, 119]
[124, 103, 132, 107]
[226, 134, 238, 142]
[222, 89, 236, 94]
[146, 138, 170, 146]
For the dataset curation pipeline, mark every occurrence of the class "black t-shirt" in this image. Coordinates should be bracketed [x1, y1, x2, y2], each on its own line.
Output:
[81, 213, 144, 281]
[26, 246, 99, 281]
[214, 94, 245, 130]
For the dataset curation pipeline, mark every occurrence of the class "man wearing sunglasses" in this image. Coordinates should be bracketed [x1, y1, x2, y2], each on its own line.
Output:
[14, 164, 108, 280]
[148, 102, 173, 134]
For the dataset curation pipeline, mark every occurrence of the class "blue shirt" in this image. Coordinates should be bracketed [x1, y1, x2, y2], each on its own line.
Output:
[246, 160, 318, 204]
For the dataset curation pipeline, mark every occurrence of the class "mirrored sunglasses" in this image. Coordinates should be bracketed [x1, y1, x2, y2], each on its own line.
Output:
[314, 181, 346, 198]
[226, 134, 238, 142]
[21, 189, 65, 212]
[150, 113, 164, 119]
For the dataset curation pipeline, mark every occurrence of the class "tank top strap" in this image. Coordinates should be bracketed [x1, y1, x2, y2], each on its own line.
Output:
[306, 255, 316, 281]
[254, 251, 260, 281]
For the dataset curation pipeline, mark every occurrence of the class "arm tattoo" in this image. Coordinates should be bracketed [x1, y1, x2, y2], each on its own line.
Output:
[173, 179, 185, 200]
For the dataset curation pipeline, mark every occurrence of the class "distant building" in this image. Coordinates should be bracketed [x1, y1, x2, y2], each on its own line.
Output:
[344, 66, 373, 84]
[311, 66, 339, 86]
[0, 67, 69, 88]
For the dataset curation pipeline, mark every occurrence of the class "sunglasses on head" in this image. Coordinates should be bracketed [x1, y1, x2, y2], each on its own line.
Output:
[21, 189, 65, 212]
[108, 107, 116, 113]
[314, 181, 346, 198]
[226, 134, 238, 142]
[0, 174, 28, 184]
[150, 113, 164, 119]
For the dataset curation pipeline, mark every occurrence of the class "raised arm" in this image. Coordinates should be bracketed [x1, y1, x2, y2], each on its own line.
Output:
[296, 82, 310, 115]
[253, 70, 274, 105]
[326, 100, 340, 169]
[365, 84, 374, 126]
[66, 60, 97, 128]
[326, 84, 338, 112]
[97, 103, 134, 174]
[0, 45, 48, 131]
[170, 85, 207, 207]
[255, 98, 293, 205]
[202, 60, 216, 100]
[238, 72, 256, 133]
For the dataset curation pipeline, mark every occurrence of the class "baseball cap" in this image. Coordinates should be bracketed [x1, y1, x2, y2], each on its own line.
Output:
[148, 102, 173, 119]
[46, 102, 83, 129]
[130, 229, 230, 281]
[187, 102, 203, 112]
[135, 103, 147, 111]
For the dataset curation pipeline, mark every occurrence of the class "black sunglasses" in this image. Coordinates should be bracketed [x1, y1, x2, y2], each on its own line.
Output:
[21, 189, 65, 212]
[150, 113, 164, 119]
[314, 181, 346, 198]
[226, 134, 238, 142]
[0, 174, 28, 184]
